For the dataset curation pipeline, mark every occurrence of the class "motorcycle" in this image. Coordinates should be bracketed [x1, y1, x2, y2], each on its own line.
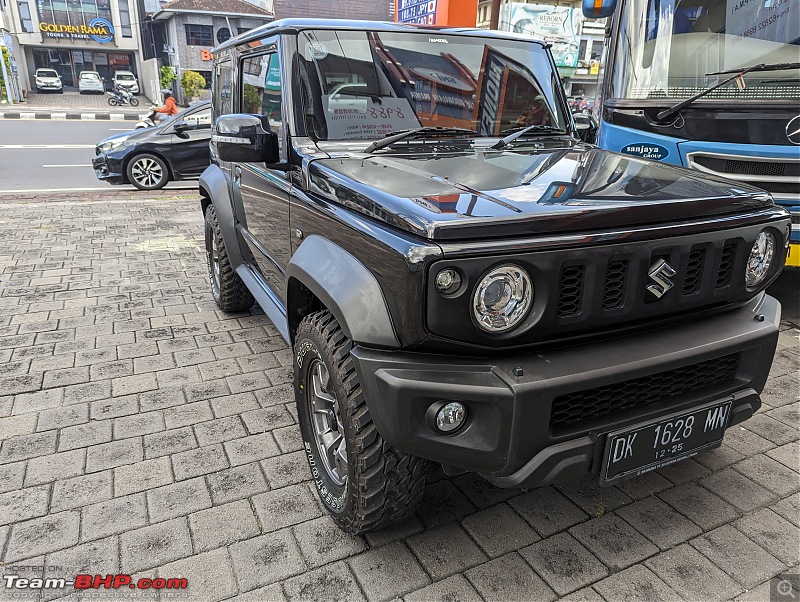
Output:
[107, 87, 139, 107]
[134, 107, 159, 129]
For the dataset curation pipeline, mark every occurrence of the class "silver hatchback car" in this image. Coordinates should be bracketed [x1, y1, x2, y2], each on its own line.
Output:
[78, 71, 105, 94]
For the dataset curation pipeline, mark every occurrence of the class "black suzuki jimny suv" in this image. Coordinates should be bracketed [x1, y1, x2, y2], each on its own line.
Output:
[200, 19, 790, 533]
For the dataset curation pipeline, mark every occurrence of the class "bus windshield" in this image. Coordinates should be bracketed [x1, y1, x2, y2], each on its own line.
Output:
[296, 29, 568, 142]
[610, 0, 800, 100]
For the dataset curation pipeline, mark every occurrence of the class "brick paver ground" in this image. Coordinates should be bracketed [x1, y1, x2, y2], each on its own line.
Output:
[0, 195, 797, 602]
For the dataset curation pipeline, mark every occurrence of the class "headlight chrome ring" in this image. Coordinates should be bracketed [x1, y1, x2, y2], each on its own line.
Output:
[472, 264, 533, 333]
[745, 230, 776, 288]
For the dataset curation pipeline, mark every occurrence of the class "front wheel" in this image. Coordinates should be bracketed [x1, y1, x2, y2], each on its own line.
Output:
[295, 311, 427, 534]
[129, 97, 139, 107]
[126, 153, 169, 190]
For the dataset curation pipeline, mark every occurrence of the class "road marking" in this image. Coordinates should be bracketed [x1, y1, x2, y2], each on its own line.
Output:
[42, 164, 92, 168]
[0, 186, 197, 193]
[0, 144, 96, 149]
[109, 128, 133, 131]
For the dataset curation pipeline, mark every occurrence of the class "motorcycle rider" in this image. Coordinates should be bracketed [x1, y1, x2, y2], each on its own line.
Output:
[153, 89, 178, 121]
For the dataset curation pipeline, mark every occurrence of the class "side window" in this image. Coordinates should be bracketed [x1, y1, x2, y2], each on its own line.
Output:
[213, 59, 232, 121]
[184, 107, 211, 129]
[241, 53, 283, 150]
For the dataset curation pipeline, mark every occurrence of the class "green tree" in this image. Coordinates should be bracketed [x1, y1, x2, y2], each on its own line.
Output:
[160, 65, 176, 91]
[180, 70, 206, 100]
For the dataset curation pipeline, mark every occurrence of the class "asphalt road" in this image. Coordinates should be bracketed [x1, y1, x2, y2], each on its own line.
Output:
[0, 120, 195, 193]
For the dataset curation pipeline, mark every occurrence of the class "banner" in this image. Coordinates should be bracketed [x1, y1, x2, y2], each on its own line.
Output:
[507, 3, 580, 68]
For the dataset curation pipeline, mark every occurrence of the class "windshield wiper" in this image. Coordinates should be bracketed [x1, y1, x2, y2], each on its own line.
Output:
[363, 126, 476, 153]
[705, 62, 800, 76]
[656, 63, 769, 121]
[491, 124, 566, 150]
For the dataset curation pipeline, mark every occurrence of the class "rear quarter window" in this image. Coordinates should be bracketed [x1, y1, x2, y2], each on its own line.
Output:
[213, 59, 233, 122]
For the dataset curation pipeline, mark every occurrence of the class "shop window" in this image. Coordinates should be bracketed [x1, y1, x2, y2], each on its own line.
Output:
[118, 0, 133, 37]
[185, 24, 213, 46]
[17, 0, 33, 32]
[216, 27, 231, 44]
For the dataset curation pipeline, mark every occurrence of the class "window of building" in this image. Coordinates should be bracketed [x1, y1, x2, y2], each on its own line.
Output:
[17, 1, 33, 32]
[196, 70, 212, 90]
[216, 27, 231, 43]
[238, 27, 251, 35]
[118, 0, 132, 37]
[590, 40, 603, 60]
[578, 39, 588, 61]
[185, 24, 213, 46]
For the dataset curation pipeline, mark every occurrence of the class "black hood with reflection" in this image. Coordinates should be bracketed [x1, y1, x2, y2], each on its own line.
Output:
[307, 142, 772, 241]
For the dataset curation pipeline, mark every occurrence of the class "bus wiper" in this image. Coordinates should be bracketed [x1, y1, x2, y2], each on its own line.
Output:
[656, 63, 767, 121]
[491, 124, 566, 150]
[705, 62, 800, 76]
[364, 126, 476, 153]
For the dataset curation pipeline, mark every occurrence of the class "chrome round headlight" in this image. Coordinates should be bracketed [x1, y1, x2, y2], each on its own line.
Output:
[472, 264, 533, 332]
[745, 230, 776, 287]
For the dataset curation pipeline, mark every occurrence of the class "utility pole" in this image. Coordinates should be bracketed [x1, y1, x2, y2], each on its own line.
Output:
[489, 0, 502, 29]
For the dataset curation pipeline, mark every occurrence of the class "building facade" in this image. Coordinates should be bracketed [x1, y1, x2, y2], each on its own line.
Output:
[7, 0, 143, 93]
[152, 0, 272, 104]
[273, 0, 391, 20]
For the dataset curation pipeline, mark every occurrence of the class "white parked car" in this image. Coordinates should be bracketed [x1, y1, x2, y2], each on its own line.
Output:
[112, 70, 139, 94]
[34, 68, 63, 93]
[78, 71, 105, 94]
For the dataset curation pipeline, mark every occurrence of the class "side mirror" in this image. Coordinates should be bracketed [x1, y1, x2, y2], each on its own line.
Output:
[582, 0, 617, 18]
[174, 121, 191, 133]
[213, 114, 279, 164]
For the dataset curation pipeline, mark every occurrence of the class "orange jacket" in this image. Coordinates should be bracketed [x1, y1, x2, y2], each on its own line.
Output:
[155, 96, 178, 115]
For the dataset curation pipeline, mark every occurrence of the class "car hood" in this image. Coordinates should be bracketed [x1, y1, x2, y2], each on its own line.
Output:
[307, 140, 774, 241]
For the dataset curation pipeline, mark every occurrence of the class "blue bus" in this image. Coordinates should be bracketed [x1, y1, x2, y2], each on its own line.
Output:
[583, 0, 799, 266]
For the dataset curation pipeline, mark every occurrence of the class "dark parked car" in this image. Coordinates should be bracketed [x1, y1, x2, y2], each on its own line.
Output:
[93, 101, 211, 190]
[201, 19, 790, 533]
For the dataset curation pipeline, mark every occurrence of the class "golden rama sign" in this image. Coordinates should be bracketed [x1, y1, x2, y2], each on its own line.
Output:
[38, 18, 115, 43]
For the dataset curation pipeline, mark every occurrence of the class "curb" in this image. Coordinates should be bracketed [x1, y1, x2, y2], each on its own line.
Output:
[0, 111, 145, 121]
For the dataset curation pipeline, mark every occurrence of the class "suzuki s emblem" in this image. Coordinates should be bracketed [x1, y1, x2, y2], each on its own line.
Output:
[787, 115, 800, 145]
[647, 258, 677, 298]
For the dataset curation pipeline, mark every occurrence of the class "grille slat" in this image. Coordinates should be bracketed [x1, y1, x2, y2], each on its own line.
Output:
[683, 249, 705, 295]
[549, 353, 741, 432]
[603, 260, 628, 310]
[557, 265, 584, 318]
[716, 244, 735, 288]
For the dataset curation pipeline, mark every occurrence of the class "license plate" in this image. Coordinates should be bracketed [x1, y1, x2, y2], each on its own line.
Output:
[601, 401, 732, 484]
[786, 243, 800, 268]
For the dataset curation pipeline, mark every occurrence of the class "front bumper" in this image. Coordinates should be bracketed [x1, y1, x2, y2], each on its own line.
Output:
[351, 293, 781, 488]
[92, 155, 126, 185]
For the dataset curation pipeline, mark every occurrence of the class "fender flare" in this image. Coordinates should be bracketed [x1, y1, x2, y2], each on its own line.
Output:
[287, 235, 399, 348]
[199, 165, 244, 269]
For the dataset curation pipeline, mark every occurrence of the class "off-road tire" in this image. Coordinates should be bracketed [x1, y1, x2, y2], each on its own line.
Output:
[295, 310, 427, 534]
[204, 204, 254, 312]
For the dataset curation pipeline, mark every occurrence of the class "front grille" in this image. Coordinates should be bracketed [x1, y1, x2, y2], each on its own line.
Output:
[557, 265, 584, 317]
[716, 244, 735, 288]
[691, 155, 797, 177]
[758, 182, 800, 194]
[549, 353, 741, 431]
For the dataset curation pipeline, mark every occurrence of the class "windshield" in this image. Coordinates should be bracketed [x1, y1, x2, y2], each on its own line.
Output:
[297, 29, 568, 142]
[611, 0, 800, 100]
[37, 70, 58, 78]
[116, 73, 135, 81]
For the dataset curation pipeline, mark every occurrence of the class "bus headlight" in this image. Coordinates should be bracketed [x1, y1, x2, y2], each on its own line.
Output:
[745, 230, 776, 288]
[472, 264, 532, 332]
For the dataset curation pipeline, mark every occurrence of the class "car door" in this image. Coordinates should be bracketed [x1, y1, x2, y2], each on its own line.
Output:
[169, 104, 212, 178]
[234, 46, 292, 304]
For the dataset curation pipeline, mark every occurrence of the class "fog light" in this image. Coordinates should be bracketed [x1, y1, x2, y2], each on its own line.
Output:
[435, 268, 462, 295]
[435, 402, 466, 433]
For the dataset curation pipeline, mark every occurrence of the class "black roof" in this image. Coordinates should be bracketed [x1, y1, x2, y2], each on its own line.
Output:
[213, 18, 545, 53]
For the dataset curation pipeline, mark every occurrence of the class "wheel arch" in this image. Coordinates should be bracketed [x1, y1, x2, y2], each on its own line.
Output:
[287, 235, 399, 348]
[199, 165, 244, 270]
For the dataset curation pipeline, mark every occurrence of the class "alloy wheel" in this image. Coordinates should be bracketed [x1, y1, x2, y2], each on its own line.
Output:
[130, 157, 163, 189]
[307, 358, 348, 486]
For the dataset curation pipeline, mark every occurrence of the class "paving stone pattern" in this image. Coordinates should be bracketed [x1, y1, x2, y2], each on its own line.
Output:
[0, 196, 798, 602]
